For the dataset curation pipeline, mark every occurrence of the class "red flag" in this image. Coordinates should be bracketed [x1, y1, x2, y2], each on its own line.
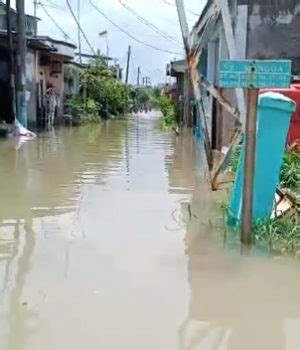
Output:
[99, 30, 108, 37]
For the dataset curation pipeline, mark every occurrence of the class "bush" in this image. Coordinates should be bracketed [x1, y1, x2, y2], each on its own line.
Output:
[81, 57, 132, 117]
[154, 95, 178, 127]
[280, 150, 300, 190]
[68, 96, 101, 124]
[253, 217, 300, 253]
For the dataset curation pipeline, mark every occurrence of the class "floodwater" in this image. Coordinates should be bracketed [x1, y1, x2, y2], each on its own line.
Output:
[1, 114, 300, 350]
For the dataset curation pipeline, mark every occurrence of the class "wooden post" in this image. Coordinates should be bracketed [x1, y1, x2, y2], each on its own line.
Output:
[241, 89, 259, 245]
[175, 0, 213, 171]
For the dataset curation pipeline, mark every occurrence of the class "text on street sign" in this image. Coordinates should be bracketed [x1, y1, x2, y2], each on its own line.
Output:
[219, 60, 292, 89]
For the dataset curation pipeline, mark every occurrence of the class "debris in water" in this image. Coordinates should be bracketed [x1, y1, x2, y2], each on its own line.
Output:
[12, 120, 36, 138]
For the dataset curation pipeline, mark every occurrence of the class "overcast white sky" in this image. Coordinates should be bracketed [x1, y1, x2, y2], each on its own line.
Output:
[21, 0, 206, 85]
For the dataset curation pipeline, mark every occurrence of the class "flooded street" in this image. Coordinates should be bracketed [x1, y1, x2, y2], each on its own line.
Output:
[1, 114, 300, 350]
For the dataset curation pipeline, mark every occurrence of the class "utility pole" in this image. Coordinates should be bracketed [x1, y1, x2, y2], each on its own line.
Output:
[6, 0, 16, 122]
[16, 0, 27, 127]
[137, 66, 141, 86]
[123, 45, 131, 116]
[77, 0, 82, 64]
[175, 0, 191, 53]
[125, 45, 131, 85]
[33, 0, 37, 23]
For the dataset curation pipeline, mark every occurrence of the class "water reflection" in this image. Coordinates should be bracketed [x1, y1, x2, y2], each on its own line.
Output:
[0, 122, 126, 349]
[1, 115, 300, 349]
[181, 189, 300, 349]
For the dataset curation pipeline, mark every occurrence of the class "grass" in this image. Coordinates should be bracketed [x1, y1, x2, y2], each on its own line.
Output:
[229, 144, 242, 173]
[253, 216, 300, 254]
[280, 150, 300, 190]
[225, 147, 300, 254]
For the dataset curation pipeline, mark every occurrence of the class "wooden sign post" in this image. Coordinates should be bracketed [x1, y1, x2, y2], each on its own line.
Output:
[220, 59, 292, 244]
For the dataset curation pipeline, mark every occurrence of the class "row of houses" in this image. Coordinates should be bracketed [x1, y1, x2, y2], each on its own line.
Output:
[0, 2, 82, 128]
[168, 0, 300, 151]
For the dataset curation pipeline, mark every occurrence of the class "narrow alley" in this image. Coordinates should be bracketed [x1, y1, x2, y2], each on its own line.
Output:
[0, 114, 300, 350]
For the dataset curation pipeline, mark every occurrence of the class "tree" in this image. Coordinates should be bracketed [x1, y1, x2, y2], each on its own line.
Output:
[81, 57, 131, 116]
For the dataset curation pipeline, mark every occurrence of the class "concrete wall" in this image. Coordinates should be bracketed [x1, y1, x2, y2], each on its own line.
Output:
[48, 62, 64, 119]
[26, 49, 37, 126]
[39, 39, 75, 59]
[247, 0, 300, 74]
[0, 10, 37, 36]
[0, 52, 11, 122]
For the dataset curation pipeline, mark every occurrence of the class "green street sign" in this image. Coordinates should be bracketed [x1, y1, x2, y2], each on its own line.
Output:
[219, 60, 292, 89]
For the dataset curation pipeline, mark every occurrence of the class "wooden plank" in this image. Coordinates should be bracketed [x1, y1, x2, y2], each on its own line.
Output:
[176, 0, 214, 174]
[218, 0, 246, 125]
[211, 125, 242, 190]
[235, 4, 248, 59]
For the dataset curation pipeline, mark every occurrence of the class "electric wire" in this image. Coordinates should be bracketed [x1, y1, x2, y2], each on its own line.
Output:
[116, 0, 182, 47]
[65, 0, 96, 54]
[89, 0, 183, 56]
[161, 0, 200, 16]
[39, 3, 76, 44]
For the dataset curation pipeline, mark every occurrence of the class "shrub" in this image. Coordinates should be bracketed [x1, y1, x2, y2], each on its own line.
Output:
[154, 95, 178, 127]
[253, 217, 300, 253]
[81, 58, 132, 117]
[280, 150, 300, 190]
[68, 96, 100, 124]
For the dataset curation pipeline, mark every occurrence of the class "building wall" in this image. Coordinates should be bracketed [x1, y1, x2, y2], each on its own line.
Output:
[0, 8, 37, 36]
[0, 51, 11, 122]
[48, 62, 64, 119]
[26, 49, 37, 126]
[247, 0, 300, 74]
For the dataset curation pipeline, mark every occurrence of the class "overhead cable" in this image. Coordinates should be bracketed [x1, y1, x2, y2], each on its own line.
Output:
[43, 0, 64, 9]
[39, 3, 76, 44]
[161, 0, 200, 17]
[117, 0, 182, 47]
[65, 0, 96, 54]
[89, 0, 183, 56]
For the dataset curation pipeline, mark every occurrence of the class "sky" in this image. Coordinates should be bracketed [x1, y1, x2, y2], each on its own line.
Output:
[21, 0, 206, 85]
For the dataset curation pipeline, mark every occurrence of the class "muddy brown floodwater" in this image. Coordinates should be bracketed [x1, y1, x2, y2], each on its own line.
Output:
[1, 114, 300, 350]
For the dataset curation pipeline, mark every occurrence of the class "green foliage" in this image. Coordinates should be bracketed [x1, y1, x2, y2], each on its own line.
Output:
[81, 57, 131, 117]
[253, 217, 300, 253]
[136, 87, 151, 105]
[153, 87, 162, 99]
[280, 150, 300, 190]
[68, 96, 101, 124]
[230, 144, 242, 173]
[154, 95, 178, 127]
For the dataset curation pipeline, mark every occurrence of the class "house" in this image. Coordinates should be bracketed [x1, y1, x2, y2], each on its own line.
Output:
[190, 0, 300, 150]
[29, 36, 76, 126]
[0, 2, 39, 124]
[0, 2, 77, 127]
[0, 2, 38, 36]
[166, 59, 194, 126]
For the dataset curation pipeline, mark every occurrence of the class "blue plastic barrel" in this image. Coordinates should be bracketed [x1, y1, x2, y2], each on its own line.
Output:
[230, 92, 296, 223]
